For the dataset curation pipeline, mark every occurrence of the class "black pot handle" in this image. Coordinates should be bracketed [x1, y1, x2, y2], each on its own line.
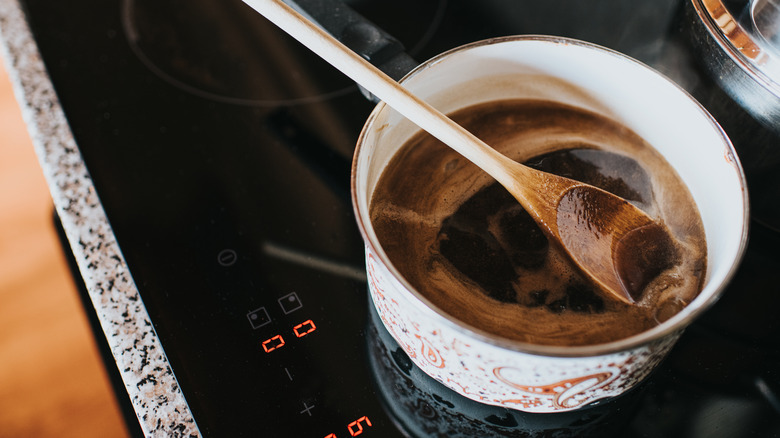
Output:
[280, 0, 419, 99]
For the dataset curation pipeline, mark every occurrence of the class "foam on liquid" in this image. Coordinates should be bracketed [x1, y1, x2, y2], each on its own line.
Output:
[369, 100, 707, 346]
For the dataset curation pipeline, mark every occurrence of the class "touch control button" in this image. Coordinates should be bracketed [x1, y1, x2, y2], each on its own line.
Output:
[217, 248, 238, 267]
[247, 307, 271, 329]
[299, 401, 315, 417]
[278, 292, 303, 314]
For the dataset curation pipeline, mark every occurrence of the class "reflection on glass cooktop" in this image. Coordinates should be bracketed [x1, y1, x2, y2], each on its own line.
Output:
[121, 0, 446, 104]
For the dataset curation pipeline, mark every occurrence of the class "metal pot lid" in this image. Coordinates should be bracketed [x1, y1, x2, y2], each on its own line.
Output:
[695, 0, 780, 85]
[691, 0, 780, 125]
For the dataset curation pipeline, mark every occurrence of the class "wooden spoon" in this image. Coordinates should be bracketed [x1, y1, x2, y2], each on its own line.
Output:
[243, 0, 679, 304]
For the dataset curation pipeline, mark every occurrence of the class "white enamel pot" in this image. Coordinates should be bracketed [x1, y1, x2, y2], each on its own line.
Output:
[351, 36, 749, 412]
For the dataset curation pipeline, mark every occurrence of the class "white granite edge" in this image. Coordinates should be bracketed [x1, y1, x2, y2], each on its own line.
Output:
[0, 1, 199, 436]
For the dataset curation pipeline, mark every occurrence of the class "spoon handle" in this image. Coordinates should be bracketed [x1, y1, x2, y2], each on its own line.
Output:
[243, 0, 522, 188]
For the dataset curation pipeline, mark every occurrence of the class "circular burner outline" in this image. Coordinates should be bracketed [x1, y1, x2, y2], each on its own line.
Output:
[120, 0, 447, 106]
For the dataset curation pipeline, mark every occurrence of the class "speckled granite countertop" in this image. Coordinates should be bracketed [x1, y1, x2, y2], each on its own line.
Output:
[0, 0, 199, 436]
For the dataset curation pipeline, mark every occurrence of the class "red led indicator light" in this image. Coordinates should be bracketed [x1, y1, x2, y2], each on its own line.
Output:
[293, 319, 317, 338]
[348, 416, 372, 436]
[261, 334, 285, 353]
[323, 415, 373, 437]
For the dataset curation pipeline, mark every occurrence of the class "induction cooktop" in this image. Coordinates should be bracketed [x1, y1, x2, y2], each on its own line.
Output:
[7, 0, 780, 436]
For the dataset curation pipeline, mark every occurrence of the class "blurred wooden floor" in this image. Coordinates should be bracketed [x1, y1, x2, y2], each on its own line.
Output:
[0, 55, 130, 436]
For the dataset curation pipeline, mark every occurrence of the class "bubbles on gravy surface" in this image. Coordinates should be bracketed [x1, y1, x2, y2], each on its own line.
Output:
[370, 100, 707, 346]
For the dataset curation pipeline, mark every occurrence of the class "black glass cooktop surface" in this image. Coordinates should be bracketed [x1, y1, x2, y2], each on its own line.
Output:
[23, 0, 780, 436]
